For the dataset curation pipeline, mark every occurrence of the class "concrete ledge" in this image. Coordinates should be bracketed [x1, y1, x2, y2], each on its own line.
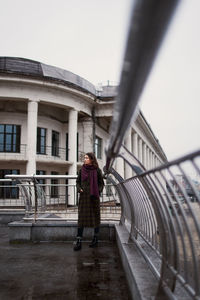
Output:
[9, 221, 32, 243]
[8, 221, 116, 243]
[0, 210, 25, 224]
[115, 224, 158, 300]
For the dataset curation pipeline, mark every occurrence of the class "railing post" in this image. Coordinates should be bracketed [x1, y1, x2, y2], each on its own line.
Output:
[33, 178, 38, 223]
[107, 166, 137, 241]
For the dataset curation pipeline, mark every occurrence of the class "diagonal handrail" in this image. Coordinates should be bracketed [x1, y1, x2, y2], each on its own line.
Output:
[105, 0, 180, 172]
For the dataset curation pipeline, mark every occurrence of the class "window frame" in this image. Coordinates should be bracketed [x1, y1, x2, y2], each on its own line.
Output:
[0, 124, 21, 153]
[37, 127, 47, 155]
[52, 130, 59, 157]
[94, 135, 102, 159]
[0, 169, 20, 199]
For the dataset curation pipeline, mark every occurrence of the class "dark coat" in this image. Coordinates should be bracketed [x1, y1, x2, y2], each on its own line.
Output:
[76, 167, 104, 227]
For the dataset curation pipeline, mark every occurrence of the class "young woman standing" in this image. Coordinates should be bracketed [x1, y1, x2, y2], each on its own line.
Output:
[74, 152, 104, 251]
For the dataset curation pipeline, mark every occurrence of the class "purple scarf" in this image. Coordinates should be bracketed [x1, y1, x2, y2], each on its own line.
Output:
[81, 164, 99, 198]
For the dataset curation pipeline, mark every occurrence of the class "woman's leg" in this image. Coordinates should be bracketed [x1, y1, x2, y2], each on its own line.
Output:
[94, 226, 99, 236]
[77, 227, 84, 238]
[74, 227, 84, 251]
[89, 226, 99, 248]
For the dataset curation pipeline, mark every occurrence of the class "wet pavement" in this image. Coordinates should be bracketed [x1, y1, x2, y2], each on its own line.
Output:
[0, 226, 132, 300]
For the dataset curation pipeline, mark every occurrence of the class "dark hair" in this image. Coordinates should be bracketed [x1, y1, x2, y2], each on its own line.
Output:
[86, 152, 99, 168]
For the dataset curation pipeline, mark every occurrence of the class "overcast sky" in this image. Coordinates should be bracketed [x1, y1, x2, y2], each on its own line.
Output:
[0, 0, 199, 162]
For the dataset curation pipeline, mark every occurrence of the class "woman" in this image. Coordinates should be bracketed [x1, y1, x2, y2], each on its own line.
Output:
[74, 152, 104, 251]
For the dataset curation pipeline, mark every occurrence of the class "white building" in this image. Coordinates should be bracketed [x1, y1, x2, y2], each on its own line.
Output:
[0, 57, 167, 204]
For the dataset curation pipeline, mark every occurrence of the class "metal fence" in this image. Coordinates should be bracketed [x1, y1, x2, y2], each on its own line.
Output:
[108, 148, 200, 299]
[0, 144, 26, 157]
[0, 144, 84, 162]
[37, 147, 85, 162]
[1, 175, 121, 222]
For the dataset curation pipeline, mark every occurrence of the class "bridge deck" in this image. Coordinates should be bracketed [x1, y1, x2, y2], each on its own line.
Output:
[0, 226, 132, 300]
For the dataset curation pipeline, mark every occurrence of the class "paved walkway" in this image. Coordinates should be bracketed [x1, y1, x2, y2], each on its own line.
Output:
[0, 226, 131, 300]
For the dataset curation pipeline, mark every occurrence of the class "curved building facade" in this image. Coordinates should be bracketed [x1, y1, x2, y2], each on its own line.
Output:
[0, 57, 167, 204]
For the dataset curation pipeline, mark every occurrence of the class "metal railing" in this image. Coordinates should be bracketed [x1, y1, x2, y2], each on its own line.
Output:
[2, 175, 121, 221]
[0, 144, 26, 157]
[37, 147, 84, 162]
[108, 149, 200, 299]
[37, 146, 67, 161]
[0, 144, 84, 163]
[105, 0, 180, 171]
[103, 0, 200, 298]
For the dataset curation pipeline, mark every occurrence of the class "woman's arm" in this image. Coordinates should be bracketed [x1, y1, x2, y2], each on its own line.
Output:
[76, 169, 83, 192]
[97, 168, 104, 193]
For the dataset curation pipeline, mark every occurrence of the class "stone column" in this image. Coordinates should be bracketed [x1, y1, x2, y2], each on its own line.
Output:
[148, 151, 151, 169]
[143, 143, 147, 169]
[155, 156, 158, 167]
[153, 153, 156, 168]
[132, 132, 138, 159]
[68, 109, 78, 205]
[146, 147, 149, 170]
[82, 117, 93, 153]
[148, 149, 151, 169]
[124, 127, 132, 179]
[152, 155, 155, 168]
[138, 138, 143, 163]
[26, 100, 38, 175]
[68, 109, 78, 171]
[153, 154, 156, 168]
[156, 157, 160, 167]
[150, 151, 153, 169]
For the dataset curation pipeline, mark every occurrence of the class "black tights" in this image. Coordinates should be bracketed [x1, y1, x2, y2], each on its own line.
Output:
[77, 226, 99, 238]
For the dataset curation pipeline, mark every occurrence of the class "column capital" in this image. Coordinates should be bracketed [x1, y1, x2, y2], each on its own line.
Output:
[69, 107, 77, 112]
[28, 98, 40, 103]
[68, 109, 78, 119]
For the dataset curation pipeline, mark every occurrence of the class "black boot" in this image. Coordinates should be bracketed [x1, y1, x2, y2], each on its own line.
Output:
[89, 236, 98, 248]
[73, 237, 82, 251]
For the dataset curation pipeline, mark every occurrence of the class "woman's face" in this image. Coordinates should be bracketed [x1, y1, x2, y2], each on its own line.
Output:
[84, 155, 92, 165]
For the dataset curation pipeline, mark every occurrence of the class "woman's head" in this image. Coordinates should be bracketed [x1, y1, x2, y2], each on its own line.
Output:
[84, 152, 99, 168]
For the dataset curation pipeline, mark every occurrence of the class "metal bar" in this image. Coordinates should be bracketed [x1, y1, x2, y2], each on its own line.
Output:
[5, 175, 78, 180]
[105, 0, 180, 172]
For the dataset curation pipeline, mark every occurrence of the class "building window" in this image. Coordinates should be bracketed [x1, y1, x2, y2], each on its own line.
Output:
[0, 124, 20, 153]
[36, 170, 46, 192]
[95, 136, 102, 159]
[51, 171, 58, 197]
[52, 131, 59, 156]
[0, 169, 19, 199]
[37, 128, 46, 154]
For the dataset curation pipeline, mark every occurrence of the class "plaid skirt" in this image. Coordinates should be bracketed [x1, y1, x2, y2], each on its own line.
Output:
[78, 193, 100, 228]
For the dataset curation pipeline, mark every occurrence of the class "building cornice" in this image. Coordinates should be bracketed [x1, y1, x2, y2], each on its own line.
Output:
[0, 74, 96, 104]
[135, 112, 167, 161]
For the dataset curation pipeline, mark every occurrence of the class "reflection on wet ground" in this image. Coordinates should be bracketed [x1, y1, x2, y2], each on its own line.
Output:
[0, 226, 131, 299]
